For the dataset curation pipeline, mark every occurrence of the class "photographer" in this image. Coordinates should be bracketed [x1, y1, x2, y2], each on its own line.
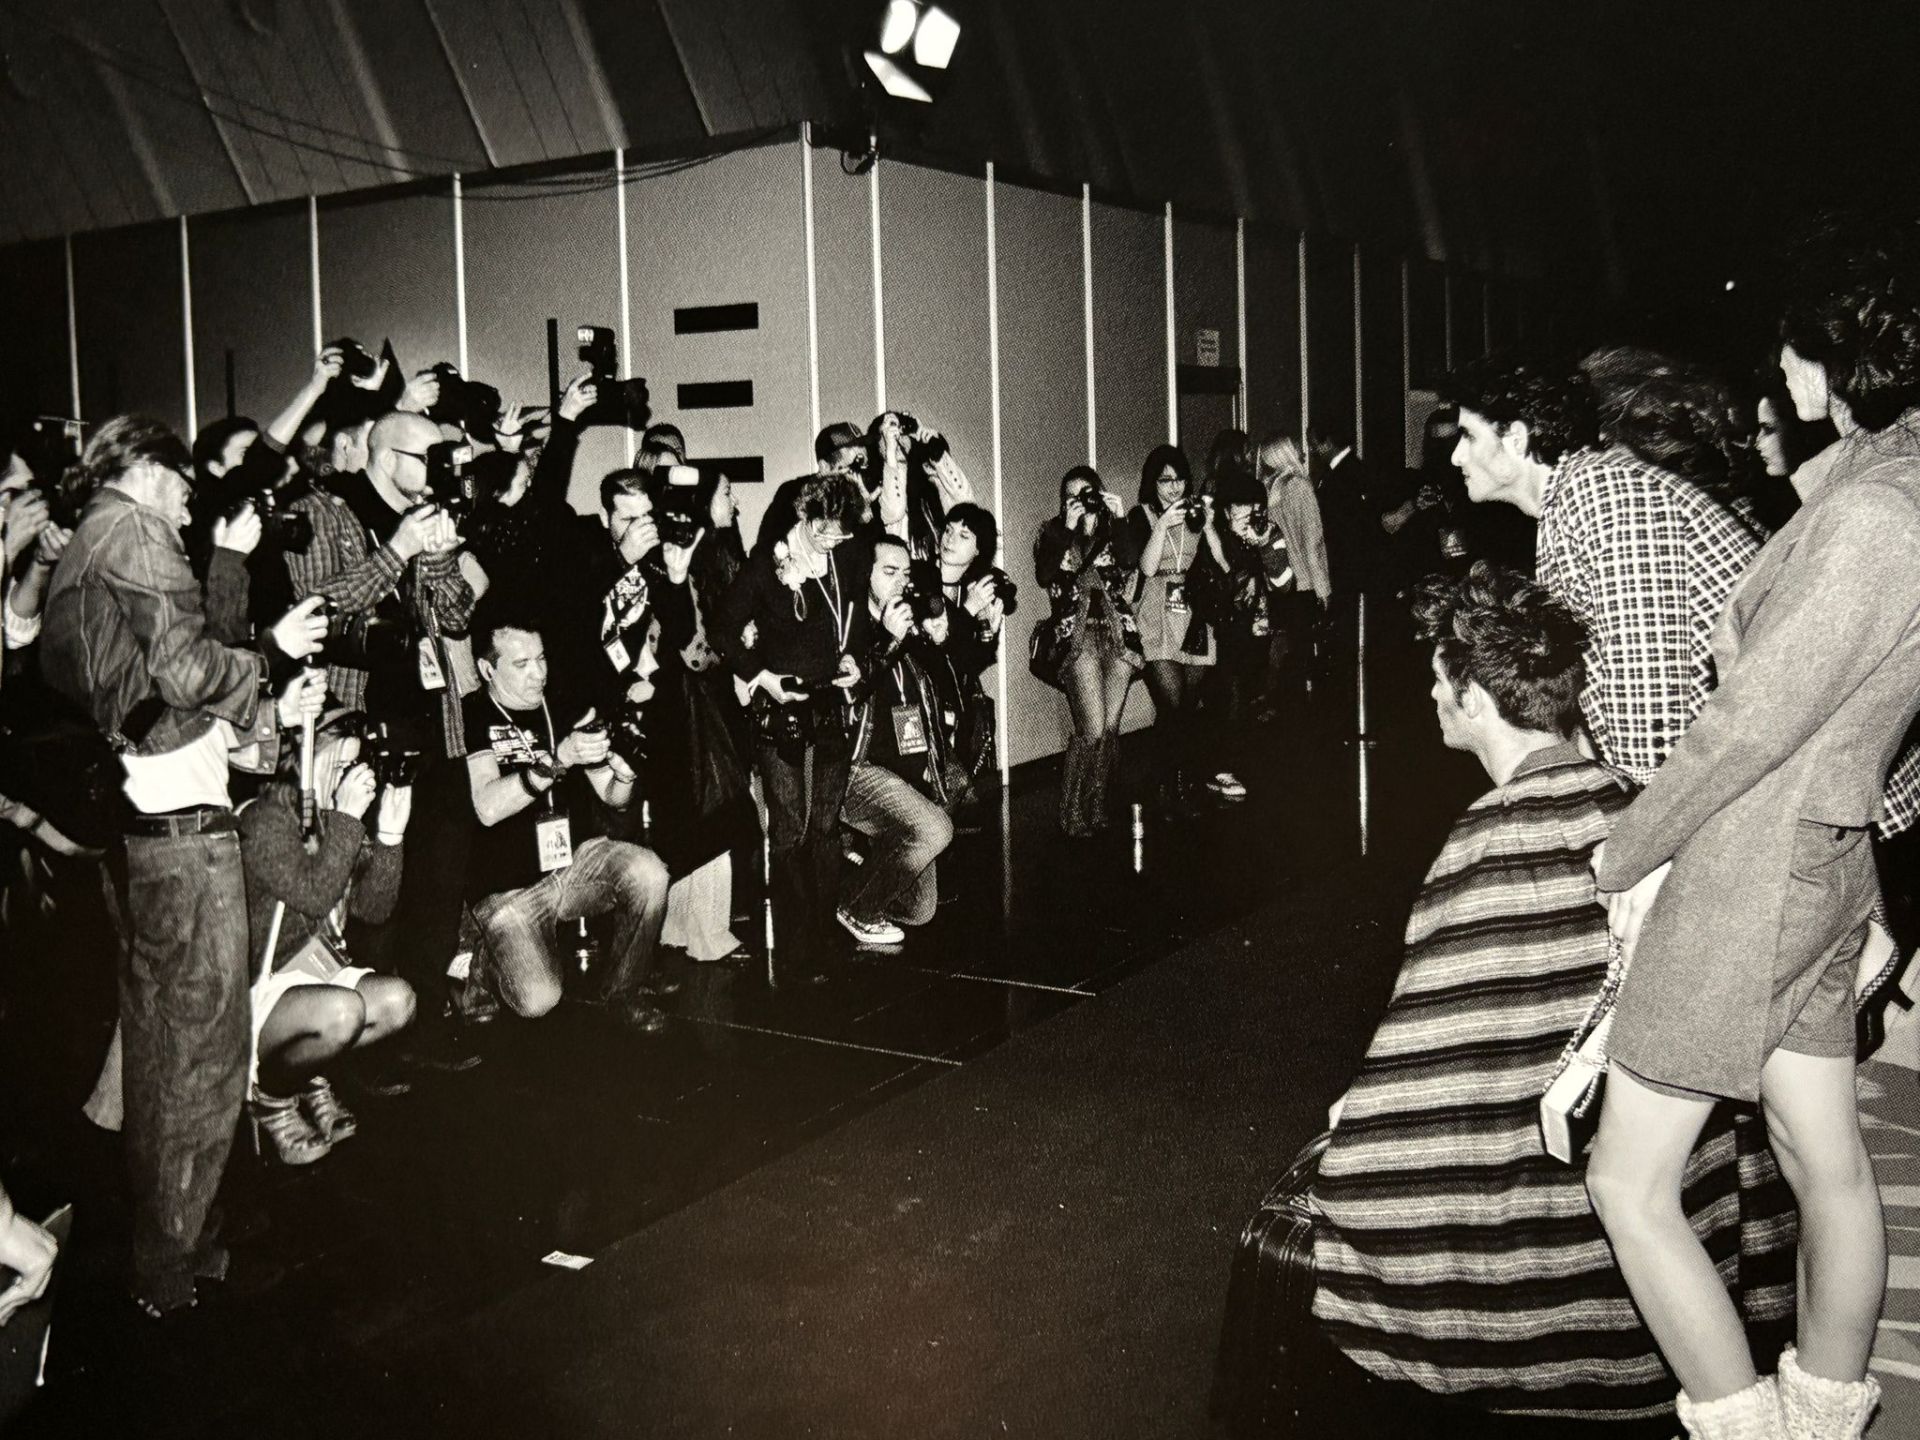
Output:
[285, 410, 480, 749]
[241, 708, 416, 1164]
[754, 422, 868, 559]
[838, 536, 956, 946]
[929, 504, 1009, 797]
[462, 604, 669, 1034]
[1128, 445, 1222, 816]
[1030, 467, 1141, 837]
[863, 411, 973, 561]
[40, 414, 328, 1318]
[1189, 466, 1301, 802]
[718, 471, 868, 988]
[639, 465, 758, 965]
[2, 453, 72, 659]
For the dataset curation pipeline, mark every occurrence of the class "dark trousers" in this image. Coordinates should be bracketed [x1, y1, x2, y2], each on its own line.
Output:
[754, 736, 852, 979]
[119, 829, 250, 1310]
[362, 754, 473, 1017]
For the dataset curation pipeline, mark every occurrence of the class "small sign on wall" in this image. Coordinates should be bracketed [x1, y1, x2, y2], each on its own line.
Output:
[1196, 328, 1221, 367]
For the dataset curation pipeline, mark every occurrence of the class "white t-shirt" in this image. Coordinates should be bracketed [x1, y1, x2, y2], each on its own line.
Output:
[121, 720, 235, 815]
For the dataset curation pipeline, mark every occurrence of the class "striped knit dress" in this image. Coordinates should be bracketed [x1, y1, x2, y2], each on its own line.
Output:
[1310, 743, 1798, 1419]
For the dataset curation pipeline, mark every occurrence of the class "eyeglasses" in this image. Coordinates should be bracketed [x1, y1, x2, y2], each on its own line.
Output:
[389, 448, 430, 464]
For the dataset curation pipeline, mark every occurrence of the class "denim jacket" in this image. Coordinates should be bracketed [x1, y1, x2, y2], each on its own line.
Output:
[41, 488, 273, 761]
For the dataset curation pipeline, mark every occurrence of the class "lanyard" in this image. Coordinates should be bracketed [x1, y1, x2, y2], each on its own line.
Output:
[490, 695, 557, 784]
[813, 560, 849, 651]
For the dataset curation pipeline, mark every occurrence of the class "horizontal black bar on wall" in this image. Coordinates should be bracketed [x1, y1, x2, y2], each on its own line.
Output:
[695, 456, 765, 486]
[1176, 363, 1242, 397]
[674, 302, 760, 335]
[677, 380, 754, 409]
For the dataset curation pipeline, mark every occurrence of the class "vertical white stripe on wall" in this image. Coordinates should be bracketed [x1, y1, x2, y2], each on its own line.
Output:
[64, 236, 81, 420]
[180, 217, 197, 438]
[1351, 243, 1363, 459]
[870, 150, 886, 414]
[616, 148, 634, 466]
[1163, 202, 1176, 443]
[309, 196, 322, 356]
[452, 174, 468, 376]
[985, 163, 1009, 786]
[1400, 257, 1412, 469]
[1235, 217, 1248, 430]
[1081, 183, 1096, 467]
[801, 124, 821, 440]
[1297, 232, 1309, 443]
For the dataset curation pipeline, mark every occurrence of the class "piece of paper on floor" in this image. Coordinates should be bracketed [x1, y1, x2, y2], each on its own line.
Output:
[541, 1251, 593, 1270]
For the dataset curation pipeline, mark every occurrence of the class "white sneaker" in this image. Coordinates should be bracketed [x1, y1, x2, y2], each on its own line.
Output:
[1208, 772, 1248, 799]
[837, 909, 906, 946]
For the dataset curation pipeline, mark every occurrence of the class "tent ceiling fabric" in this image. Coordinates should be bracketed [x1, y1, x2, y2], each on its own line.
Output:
[0, 0, 1605, 280]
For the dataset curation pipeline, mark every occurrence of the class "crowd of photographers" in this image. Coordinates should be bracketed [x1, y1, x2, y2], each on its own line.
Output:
[0, 329, 1036, 1318]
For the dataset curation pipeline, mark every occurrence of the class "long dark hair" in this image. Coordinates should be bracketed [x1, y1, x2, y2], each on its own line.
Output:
[1778, 212, 1920, 433]
[1580, 346, 1762, 508]
[1137, 444, 1193, 511]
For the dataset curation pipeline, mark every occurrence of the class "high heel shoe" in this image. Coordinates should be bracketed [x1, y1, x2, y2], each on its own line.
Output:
[249, 1089, 332, 1165]
[301, 1076, 357, 1143]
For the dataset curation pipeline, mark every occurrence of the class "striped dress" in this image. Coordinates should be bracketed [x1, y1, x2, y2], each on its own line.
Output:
[1310, 743, 1797, 1419]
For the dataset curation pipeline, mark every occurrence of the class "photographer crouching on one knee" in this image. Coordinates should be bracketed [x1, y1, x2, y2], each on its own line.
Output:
[39, 415, 329, 1319]
[836, 537, 957, 948]
[460, 603, 670, 1034]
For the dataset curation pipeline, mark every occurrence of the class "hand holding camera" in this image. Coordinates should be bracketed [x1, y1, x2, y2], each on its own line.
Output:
[389, 502, 451, 562]
[760, 672, 810, 705]
[558, 709, 612, 770]
[881, 594, 914, 641]
[333, 762, 377, 820]
[558, 373, 599, 424]
[375, 782, 414, 839]
[213, 502, 264, 557]
[270, 595, 330, 662]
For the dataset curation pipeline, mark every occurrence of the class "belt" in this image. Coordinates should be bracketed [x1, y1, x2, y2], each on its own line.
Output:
[123, 806, 239, 838]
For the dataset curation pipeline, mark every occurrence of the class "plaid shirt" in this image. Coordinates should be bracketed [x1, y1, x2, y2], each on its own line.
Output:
[286, 486, 477, 755]
[1536, 447, 1762, 786]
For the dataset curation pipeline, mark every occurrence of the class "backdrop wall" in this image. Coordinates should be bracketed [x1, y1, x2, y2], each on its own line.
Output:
[0, 130, 1525, 769]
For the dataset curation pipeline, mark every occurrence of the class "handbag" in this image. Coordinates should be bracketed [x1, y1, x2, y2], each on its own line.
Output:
[1540, 932, 1626, 1164]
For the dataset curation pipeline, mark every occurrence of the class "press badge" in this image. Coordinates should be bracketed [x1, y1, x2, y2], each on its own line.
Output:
[535, 814, 575, 872]
[891, 704, 930, 755]
[604, 637, 632, 674]
[1164, 578, 1188, 615]
[417, 638, 447, 691]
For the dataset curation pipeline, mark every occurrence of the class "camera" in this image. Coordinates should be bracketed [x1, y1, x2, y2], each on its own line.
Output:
[903, 560, 948, 626]
[423, 362, 504, 440]
[578, 707, 649, 766]
[1183, 493, 1208, 532]
[363, 720, 425, 788]
[328, 336, 380, 383]
[424, 440, 478, 522]
[228, 470, 316, 554]
[655, 463, 704, 549]
[575, 325, 652, 430]
[977, 565, 1020, 617]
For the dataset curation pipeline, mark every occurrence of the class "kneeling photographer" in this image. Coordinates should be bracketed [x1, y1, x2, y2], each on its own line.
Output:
[461, 605, 669, 1035]
[837, 537, 956, 948]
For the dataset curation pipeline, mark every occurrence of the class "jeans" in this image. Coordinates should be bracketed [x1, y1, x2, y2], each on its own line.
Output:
[471, 837, 669, 1018]
[119, 830, 251, 1310]
[841, 763, 952, 927]
[754, 735, 852, 977]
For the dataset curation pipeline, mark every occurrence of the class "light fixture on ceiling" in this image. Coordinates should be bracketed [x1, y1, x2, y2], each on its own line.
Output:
[862, 1, 960, 104]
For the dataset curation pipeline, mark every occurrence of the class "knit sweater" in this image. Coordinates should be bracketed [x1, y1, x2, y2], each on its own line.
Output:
[238, 782, 403, 974]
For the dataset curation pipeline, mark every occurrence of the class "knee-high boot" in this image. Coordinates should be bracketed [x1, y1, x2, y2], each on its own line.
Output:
[1059, 737, 1095, 838]
[1088, 734, 1117, 833]
[1778, 1347, 1880, 1440]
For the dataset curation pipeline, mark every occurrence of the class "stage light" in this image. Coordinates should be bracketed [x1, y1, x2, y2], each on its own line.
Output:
[863, 52, 934, 102]
[861, 2, 960, 104]
[878, 0, 918, 54]
[913, 7, 960, 68]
